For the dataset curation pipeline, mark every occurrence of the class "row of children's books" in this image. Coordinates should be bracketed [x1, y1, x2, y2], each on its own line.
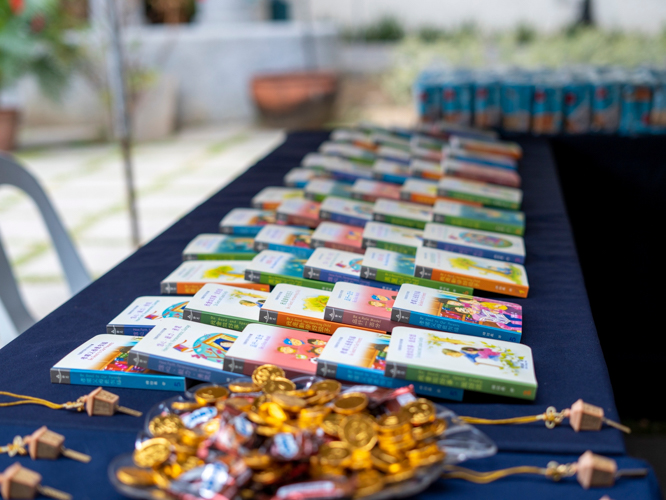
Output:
[51, 122, 537, 403]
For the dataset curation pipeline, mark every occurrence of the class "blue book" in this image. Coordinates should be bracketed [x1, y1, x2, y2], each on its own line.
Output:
[107, 296, 192, 336]
[317, 327, 464, 402]
[391, 284, 523, 343]
[303, 248, 400, 292]
[219, 208, 277, 236]
[254, 225, 314, 259]
[50, 335, 186, 391]
[319, 197, 373, 228]
[127, 318, 242, 384]
[302, 153, 375, 183]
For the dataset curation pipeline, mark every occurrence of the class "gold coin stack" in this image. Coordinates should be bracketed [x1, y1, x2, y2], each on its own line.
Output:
[116, 364, 448, 499]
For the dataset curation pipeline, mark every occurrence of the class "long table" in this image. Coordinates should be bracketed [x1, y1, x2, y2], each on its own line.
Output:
[0, 132, 659, 499]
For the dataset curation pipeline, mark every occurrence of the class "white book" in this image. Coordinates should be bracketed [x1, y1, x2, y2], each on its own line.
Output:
[107, 296, 192, 336]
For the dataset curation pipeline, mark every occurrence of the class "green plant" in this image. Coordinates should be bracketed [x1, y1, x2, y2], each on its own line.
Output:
[0, 0, 79, 104]
[342, 16, 406, 43]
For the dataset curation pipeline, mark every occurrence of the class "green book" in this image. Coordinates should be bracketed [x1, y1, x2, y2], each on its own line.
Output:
[182, 283, 270, 331]
[385, 327, 537, 400]
[362, 221, 424, 256]
[372, 199, 433, 230]
[360, 247, 473, 295]
[437, 178, 523, 210]
[304, 179, 352, 202]
[182, 234, 257, 261]
[244, 250, 334, 291]
[432, 200, 525, 236]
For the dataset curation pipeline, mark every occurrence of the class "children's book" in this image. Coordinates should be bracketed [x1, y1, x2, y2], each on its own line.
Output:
[362, 221, 424, 256]
[182, 234, 257, 261]
[391, 284, 523, 342]
[376, 144, 412, 164]
[418, 121, 499, 141]
[423, 223, 525, 264]
[371, 159, 410, 185]
[223, 323, 329, 379]
[244, 250, 333, 291]
[350, 179, 401, 203]
[127, 318, 241, 384]
[254, 225, 314, 259]
[316, 328, 464, 401]
[51, 335, 186, 391]
[400, 178, 440, 206]
[324, 282, 404, 333]
[107, 296, 192, 336]
[442, 159, 522, 188]
[304, 179, 353, 203]
[444, 145, 518, 170]
[373, 199, 433, 230]
[276, 198, 321, 229]
[182, 283, 270, 331]
[161, 261, 269, 295]
[251, 187, 304, 210]
[304, 248, 400, 292]
[360, 247, 473, 295]
[219, 208, 276, 236]
[432, 200, 525, 236]
[330, 128, 370, 145]
[259, 284, 381, 335]
[319, 197, 374, 228]
[385, 327, 537, 400]
[284, 168, 323, 188]
[319, 141, 377, 165]
[450, 136, 522, 160]
[437, 178, 523, 210]
[310, 222, 364, 255]
[414, 247, 529, 298]
[301, 154, 374, 183]
[409, 159, 443, 181]
[409, 135, 445, 163]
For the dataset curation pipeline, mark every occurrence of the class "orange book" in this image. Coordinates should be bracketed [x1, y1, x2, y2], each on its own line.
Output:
[161, 261, 270, 295]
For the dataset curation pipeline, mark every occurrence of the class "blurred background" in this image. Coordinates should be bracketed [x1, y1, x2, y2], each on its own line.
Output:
[2, 0, 666, 488]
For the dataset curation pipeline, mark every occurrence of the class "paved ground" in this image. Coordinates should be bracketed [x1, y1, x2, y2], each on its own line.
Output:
[0, 125, 285, 346]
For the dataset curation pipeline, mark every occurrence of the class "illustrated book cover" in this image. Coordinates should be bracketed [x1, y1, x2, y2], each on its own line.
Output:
[442, 159, 521, 188]
[371, 159, 410, 185]
[284, 168, 322, 188]
[409, 159, 443, 181]
[244, 250, 333, 291]
[310, 221, 364, 255]
[301, 154, 374, 183]
[400, 178, 440, 206]
[437, 178, 523, 210]
[251, 187, 304, 210]
[432, 200, 525, 236]
[304, 179, 353, 203]
[373, 199, 433, 230]
[219, 208, 276, 236]
[318, 196, 374, 228]
[254, 224, 314, 259]
[182, 234, 257, 261]
[276, 198, 321, 229]
[350, 179, 401, 203]
[450, 136, 522, 160]
[107, 296, 191, 336]
[362, 221, 424, 256]
[161, 261, 269, 295]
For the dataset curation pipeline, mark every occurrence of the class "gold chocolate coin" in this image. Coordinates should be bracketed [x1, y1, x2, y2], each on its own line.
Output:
[116, 467, 157, 487]
[354, 469, 385, 498]
[271, 393, 307, 412]
[340, 414, 377, 451]
[319, 441, 352, 467]
[244, 451, 273, 469]
[229, 380, 260, 393]
[401, 398, 436, 426]
[310, 380, 341, 396]
[170, 401, 203, 412]
[252, 364, 285, 388]
[321, 412, 345, 437]
[133, 437, 172, 468]
[377, 412, 409, 433]
[263, 377, 296, 394]
[148, 414, 184, 437]
[194, 386, 229, 405]
[333, 392, 368, 415]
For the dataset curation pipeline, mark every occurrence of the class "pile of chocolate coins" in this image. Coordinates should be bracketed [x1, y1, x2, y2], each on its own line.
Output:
[112, 365, 491, 500]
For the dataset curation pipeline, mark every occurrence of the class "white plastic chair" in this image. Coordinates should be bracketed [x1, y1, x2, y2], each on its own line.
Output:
[0, 152, 91, 342]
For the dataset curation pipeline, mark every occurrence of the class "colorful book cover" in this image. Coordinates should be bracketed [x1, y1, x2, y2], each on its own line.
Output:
[371, 159, 410, 184]
[432, 200, 525, 236]
[324, 282, 404, 333]
[360, 247, 473, 295]
[438, 178, 523, 210]
[276, 198, 321, 229]
[400, 178, 440, 206]
[304, 247, 399, 292]
[283, 168, 321, 188]
[316, 328, 464, 401]
[251, 187, 304, 210]
[161, 261, 269, 295]
[182, 234, 257, 261]
[319, 196, 374, 228]
[245, 250, 333, 291]
[259, 284, 381, 335]
[350, 179, 401, 203]
[445, 145, 518, 170]
[450, 136, 522, 160]
[107, 296, 191, 336]
[302, 154, 374, 183]
[304, 179, 353, 203]
[254, 225, 314, 259]
[127, 318, 241, 384]
[385, 327, 537, 400]
[423, 223, 525, 264]
[310, 222, 364, 255]
[409, 159, 443, 181]
[219, 208, 276, 236]
[373, 199, 433, 230]
[443, 159, 521, 189]
[51, 335, 186, 391]
[223, 323, 329, 379]
[182, 283, 270, 331]
[409, 135, 445, 163]
[320, 141, 377, 165]
[414, 247, 529, 298]
[377, 144, 412, 164]
[362, 221, 424, 256]
[391, 284, 523, 342]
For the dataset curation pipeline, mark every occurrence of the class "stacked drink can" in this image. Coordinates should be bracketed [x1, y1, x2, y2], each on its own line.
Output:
[413, 67, 666, 135]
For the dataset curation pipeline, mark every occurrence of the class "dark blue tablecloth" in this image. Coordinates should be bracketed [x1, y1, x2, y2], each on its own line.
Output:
[0, 132, 657, 499]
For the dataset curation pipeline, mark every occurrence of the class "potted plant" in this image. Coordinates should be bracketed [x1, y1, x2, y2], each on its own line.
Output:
[0, 0, 79, 150]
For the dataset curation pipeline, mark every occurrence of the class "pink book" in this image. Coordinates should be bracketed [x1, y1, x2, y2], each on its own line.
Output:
[310, 222, 364, 254]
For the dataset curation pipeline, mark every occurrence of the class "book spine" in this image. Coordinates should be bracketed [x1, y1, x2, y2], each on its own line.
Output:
[264, 272, 334, 291]
[222, 356, 255, 377]
[384, 361, 535, 401]
[432, 214, 524, 236]
[129, 352, 239, 385]
[373, 213, 427, 230]
[311, 239, 365, 255]
[106, 324, 154, 336]
[363, 238, 417, 256]
[440, 191, 520, 210]
[258, 243, 314, 259]
[325, 307, 397, 332]
[49, 368, 185, 391]
[373, 172, 408, 185]
[281, 214, 320, 229]
[259, 309, 340, 335]
[220, 226, 263, 236]
[310, 268, 361, 286]
[408, 193, 437, 206]
[391, 309, 520, 343]
[360, 266, 471, 295]
[422, 240, 524, 264]
[185, 253, 256, 261]
[184, 308, 256, 332]
[416, 266, 528, 298]
[319, 211, 368, 228]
